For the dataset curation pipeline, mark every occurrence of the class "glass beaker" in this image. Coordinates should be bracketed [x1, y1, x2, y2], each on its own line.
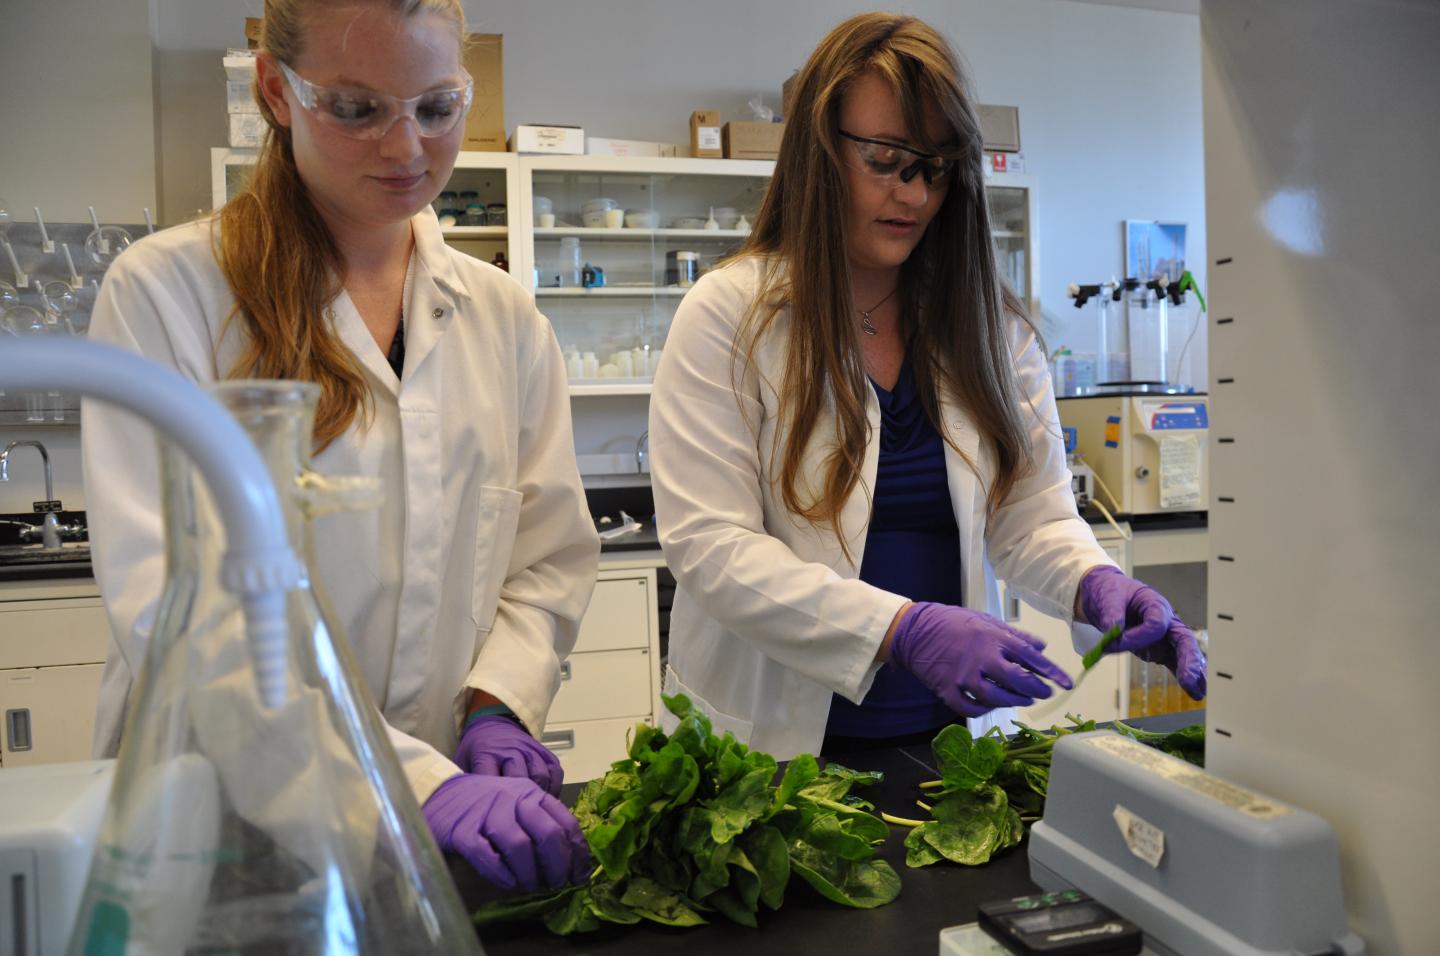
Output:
[1095, 286, 1130, 386]
[1126, 282, 1170, 384]
[556, 236, 582, 288]
[66, 381, 482, 956]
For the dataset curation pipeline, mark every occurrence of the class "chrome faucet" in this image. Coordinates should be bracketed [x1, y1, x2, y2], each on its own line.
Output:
[635, 430, 649, 474]
[0, 440, 61, 549]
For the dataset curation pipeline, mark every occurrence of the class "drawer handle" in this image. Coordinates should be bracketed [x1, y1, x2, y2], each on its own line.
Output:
[559, 661, 572, 681]
[5, 708, 32, 752]
[1004, 592, 1021, 623]
[541, 730, 575, 751]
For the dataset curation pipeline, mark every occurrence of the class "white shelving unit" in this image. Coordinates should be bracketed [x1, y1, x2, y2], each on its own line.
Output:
[984, 170, 1040, 316]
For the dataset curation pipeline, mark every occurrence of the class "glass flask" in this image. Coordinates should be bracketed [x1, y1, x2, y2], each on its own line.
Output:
[67, 381, 483, 956]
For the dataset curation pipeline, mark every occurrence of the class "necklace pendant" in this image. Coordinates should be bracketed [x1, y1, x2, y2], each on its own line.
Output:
[860, 312, 878, 336]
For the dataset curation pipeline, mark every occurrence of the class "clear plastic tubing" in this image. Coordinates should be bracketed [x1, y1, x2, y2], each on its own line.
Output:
[0, 337, 300, 707]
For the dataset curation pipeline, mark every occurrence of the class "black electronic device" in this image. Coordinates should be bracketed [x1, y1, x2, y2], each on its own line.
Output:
[978, 889, 1142, 956]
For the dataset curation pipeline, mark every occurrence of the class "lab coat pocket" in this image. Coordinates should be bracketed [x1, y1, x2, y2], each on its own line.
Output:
[470, 485, 523, 633]
[663, 667, 755, 742]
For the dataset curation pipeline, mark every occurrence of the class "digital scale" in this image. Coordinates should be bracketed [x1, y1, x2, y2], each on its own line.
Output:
[940, 732, 1364, 956]
[941, 888, 1144, 955]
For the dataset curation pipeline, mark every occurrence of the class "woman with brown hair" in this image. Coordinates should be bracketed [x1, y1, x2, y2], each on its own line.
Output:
[650, 12, 1205, 760]
[82, 0, 595, 892]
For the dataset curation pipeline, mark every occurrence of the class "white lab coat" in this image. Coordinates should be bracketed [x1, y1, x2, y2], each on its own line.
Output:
[649, 256, 1116, 761]
[82, 209, 599, 804]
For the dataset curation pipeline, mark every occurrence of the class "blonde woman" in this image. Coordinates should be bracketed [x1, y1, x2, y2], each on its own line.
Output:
[82, 0, 595, 892]
[650, 13, 1205, 761]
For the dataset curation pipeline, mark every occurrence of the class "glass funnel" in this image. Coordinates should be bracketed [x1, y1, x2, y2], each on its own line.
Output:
[67, 381, 483, 955]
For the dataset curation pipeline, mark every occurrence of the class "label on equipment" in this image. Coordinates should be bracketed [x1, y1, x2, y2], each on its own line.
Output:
[1158, 434, 1202, 509]
[1083, 735, 1295, 819]
[1113, 805, 1165, 867]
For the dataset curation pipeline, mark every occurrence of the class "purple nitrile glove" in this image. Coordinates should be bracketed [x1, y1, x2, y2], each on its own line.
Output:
[887, 602, 1074, 718]
[455, 714, 564, 797]
[422, 773, 592, 893]
[1077, 565, 1208, 700]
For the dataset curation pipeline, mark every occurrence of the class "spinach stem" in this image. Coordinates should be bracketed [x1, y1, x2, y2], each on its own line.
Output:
[919, 780, 942, 790]
[916, 800, 932, 812]
[881, 811, 926, 828]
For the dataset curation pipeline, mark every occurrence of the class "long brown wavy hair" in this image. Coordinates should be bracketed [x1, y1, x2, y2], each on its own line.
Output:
[216, 0, 465, 451]
[735, 12, 1036, 558]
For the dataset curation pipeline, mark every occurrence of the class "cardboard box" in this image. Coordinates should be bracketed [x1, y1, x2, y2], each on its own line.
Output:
[229, 112, 267, 149]
[462, 33, 506, 152]
[977, 104, 1021, 152]
[586, 137, 680, 158]
[223, 53, 258, 113]
[722, 121, 784, 160]
[510, 125, 585, 155]
[984, 151, 1026, 175]
[690, 111, 722, 158]
[244, 17, 262, 49]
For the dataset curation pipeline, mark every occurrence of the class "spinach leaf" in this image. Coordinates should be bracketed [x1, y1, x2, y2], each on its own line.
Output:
[472, 693, 900, 934]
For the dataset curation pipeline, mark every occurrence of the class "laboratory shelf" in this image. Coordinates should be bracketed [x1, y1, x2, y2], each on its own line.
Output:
[441, 226, 508, 239]
[534, 227, 748, 241]
[535, 287, 689, 297]
[567, 382, 654, 397]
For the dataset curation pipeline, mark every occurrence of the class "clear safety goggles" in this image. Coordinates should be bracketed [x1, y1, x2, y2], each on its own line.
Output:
[277, 60, 473, 140]
[838, 130, 957, 188]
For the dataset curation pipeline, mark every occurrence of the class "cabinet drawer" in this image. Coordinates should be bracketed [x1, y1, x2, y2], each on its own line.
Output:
[1, 662, 105, 767]
[539, 716, 647, 784]
[575, 576, 650, 652]
[0, 600, 109, 670]
[550, 649, 653, 724]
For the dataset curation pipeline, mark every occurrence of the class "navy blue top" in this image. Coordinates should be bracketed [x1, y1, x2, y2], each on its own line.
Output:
[825, 358, 961, 739]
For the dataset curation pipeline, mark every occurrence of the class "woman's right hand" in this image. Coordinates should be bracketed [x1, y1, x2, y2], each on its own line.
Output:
[422, 773, 592, 892]
[886, 602, 1074, 717]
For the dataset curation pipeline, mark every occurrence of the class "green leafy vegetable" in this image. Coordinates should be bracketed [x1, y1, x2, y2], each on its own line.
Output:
[1081, 624, 1125, 671]
[473, 694, 900, 934]
[886, 714, 1204, 869]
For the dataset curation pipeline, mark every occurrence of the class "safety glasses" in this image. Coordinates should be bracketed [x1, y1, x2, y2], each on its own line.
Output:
[838, 130, 957, 187]
[277, 60, 473, 140]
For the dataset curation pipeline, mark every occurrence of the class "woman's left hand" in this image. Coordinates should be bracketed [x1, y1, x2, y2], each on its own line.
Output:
[454, 714, 565, 796]
[1077, 566, 1208, 700]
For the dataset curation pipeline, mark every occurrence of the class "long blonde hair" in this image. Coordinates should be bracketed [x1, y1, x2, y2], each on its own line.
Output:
[736, 12, 1035, 556]
[216, 0, 465, 451]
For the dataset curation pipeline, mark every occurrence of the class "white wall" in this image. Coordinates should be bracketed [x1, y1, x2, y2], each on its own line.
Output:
[0, 0, 159, 223]
[139, 0, 1204, 357]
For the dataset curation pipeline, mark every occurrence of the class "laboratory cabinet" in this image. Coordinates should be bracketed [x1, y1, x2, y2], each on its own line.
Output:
[0, 580, 108, 768]
[542, 566, 662, 782]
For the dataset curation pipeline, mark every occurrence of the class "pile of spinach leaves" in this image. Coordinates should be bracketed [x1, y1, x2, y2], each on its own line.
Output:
[889, 717, 1204, 868]
[473, 693, 900, 934]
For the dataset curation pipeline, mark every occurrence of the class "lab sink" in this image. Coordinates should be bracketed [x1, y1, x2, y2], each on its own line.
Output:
[0, 541, 92, 578]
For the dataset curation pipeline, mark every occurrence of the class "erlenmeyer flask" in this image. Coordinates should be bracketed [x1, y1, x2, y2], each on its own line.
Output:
[67, 381, 483, 955]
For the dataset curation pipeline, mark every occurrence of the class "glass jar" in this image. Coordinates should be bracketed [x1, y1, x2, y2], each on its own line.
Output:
[557, 236, 582, 288]
[485, 202, 507, 227]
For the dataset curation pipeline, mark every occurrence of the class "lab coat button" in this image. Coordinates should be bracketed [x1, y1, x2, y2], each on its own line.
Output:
[432, 307, 444, 318]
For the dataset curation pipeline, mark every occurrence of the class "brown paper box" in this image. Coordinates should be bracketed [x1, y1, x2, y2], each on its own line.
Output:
[722, 121, 785, 160]
[462, 34, 506, 152]
[244, 17, 263, 49]
[690, 110, 722, 158]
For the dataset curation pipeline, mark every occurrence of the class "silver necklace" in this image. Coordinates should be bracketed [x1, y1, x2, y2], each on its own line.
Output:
[857, 286, 898, 336]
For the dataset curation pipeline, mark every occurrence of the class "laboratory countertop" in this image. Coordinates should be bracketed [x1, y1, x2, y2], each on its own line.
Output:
[456, 711, 1203, 955]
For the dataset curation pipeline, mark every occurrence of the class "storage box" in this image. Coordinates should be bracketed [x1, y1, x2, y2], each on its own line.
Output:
[586, 137, 680, 158]
[228, 112, 267, 149]
[244, 17, 263, 49]
[223, 52, 258, 113]
[722, 121, 785, 160]
[977, 104, 1021, 152]
[510, 124, 585, 155]
[689, 110, 722, 158]
[462, 33, 506, 152]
